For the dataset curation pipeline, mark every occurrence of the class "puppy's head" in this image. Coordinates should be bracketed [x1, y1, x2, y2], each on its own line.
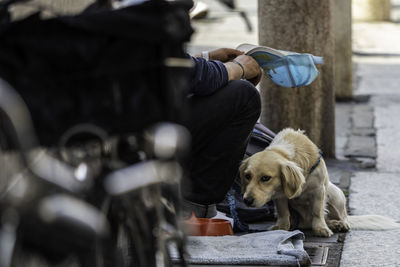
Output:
[239, 149, 305, 207]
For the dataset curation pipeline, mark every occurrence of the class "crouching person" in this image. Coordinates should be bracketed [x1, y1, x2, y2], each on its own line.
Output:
[181, 48, 262, 219]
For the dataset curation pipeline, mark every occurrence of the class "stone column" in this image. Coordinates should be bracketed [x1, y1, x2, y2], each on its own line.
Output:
[353, 0, 391, 21]
[334, 0, 353, 100]
[258, 0, 335, 158]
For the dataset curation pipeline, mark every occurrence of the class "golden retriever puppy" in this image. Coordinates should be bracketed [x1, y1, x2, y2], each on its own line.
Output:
[240, 128, 399, 237]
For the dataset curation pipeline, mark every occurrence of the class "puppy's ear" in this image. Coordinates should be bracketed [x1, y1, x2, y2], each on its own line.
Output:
[280, 161, 305, 199]
[239, 157, 250, 194]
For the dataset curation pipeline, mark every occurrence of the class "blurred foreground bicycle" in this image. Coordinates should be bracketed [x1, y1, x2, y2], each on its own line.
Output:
[0, 0, 194, 266]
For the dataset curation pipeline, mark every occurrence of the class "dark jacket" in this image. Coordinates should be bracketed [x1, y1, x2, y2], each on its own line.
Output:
[188, 55, 228, 96]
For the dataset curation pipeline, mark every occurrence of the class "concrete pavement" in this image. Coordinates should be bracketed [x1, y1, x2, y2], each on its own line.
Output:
[188, 1, 400, 266]
[342, 13, 400, 264]
[340, 57, 400, 267]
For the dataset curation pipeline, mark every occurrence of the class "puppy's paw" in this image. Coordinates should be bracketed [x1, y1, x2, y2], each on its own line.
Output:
[327, 219, 350, 233]
[313, 226, 333, 237]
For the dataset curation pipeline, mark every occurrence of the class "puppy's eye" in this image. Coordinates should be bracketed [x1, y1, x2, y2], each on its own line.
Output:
[244, 173, 251, 180]
[260, 176, 271, 182]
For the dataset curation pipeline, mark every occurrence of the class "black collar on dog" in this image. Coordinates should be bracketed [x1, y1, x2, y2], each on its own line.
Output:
[309, 150, 323, 174]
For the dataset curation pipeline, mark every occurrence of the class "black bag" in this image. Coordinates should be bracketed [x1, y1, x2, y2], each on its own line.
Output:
[246, 122, 276, 156]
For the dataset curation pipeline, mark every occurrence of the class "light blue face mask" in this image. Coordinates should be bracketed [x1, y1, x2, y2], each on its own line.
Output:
[249, 50, 323, 88]
[264, 54, 323, 88]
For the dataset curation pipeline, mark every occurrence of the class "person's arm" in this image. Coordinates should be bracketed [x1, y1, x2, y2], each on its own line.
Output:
[194, 48, 244, 62]
[204, 48, 262, 83]
[188, 49, 262, 96]
[225, 55, 262, 85]
[188, 56, 229, 96]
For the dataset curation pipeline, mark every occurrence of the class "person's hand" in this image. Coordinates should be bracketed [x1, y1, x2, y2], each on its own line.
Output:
[247, 71, 262, 86]
[208, 48, 244, 62]
[234, 55, 262, 86]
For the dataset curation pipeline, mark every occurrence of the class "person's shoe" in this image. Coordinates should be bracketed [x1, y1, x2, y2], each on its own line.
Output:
[181, 199, 217, 219]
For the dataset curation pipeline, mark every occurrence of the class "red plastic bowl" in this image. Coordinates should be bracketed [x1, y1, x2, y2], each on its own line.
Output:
[183, 213, 233, 236]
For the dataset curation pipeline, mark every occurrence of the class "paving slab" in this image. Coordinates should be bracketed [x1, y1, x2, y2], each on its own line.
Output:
[351, 127, 375, 137]
[352, 103, 374, 129]
[355, 62, 400, 78]
[354, 157, 376, 169]
[374, 96, 400, 173]
[345, 135, 376, 158]
[354, 62, 400, 96]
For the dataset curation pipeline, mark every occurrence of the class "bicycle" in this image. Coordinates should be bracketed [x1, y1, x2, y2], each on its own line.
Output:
[0, 0, 193, 266]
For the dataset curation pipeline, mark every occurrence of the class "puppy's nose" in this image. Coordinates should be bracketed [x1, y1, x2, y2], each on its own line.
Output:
[243, 197, 254, 206]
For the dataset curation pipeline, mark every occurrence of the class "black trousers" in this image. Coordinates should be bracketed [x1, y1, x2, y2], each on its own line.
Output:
[182, 80, 261, 205]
